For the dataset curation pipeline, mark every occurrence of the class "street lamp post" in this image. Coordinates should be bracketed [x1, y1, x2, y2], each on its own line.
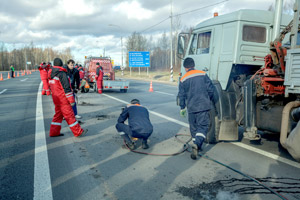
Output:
[108, 24, 124, 76]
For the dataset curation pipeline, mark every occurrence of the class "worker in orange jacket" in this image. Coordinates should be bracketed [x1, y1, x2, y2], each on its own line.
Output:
[95, 63, 104, 94]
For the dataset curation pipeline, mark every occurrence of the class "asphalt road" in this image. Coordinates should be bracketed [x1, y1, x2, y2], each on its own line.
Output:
[0, 73, 300, 200]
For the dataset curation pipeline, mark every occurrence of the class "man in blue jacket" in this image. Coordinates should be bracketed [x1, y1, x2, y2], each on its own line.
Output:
[116, 99, 153, 150]
[178, 57, 216, 160]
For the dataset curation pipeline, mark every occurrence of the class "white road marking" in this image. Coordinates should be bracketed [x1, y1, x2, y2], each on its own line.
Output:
[20, 78, 28, 82]
[102, 93, 300, 169]
[155, 91, 175, 96]
[34, 82, 53, 200]
[0, 89, 7, 94]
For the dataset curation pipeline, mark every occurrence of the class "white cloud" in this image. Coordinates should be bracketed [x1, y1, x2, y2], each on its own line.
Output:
[113, 1, 153, 20]
[60, 0, 96, 17]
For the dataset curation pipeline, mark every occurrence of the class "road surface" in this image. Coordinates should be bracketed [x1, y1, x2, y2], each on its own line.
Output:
[0, 72, 300, 200]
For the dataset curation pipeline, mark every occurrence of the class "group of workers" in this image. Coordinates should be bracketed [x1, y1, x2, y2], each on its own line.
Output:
[37, 56, 216, 160]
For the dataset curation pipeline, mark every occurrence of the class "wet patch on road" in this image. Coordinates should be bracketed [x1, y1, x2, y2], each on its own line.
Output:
[176, 177, 300, 199]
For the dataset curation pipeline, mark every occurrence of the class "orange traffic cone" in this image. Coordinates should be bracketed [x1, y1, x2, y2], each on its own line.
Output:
[17, 71, 19, 77]
[7, 72, 10, 79]
[0, 73, 3, 81]
[149, 81, 153, 92]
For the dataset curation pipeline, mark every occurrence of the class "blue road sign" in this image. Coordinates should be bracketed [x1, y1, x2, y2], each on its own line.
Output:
[129, 51, 150, 67]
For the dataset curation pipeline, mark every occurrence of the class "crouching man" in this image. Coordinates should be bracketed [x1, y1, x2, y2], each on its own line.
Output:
[116, 99, 153, 150]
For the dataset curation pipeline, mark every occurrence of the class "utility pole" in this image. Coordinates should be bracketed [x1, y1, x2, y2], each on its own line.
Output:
[170, 0, 174, 82]
[121, 36, 124, 76]
[25, 47, 28, 71]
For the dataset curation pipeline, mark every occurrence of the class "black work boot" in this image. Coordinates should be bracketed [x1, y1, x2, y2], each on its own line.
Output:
[126, 142, 136, 150]
[190, 144, 199, 160]
[142, 139, 149, 149]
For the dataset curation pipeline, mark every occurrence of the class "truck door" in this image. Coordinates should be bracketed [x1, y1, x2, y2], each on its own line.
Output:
[187, 31, 212, 76]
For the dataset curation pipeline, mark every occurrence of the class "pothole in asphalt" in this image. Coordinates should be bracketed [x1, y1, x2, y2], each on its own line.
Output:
[79, 101, 96, 106]
[96, 114, 118, 120]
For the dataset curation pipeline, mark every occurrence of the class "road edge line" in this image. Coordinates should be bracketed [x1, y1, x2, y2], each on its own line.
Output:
[34, 82, 53, 200]
[102, 93, 300, 169]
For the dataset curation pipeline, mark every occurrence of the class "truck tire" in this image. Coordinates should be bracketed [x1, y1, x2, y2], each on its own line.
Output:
[94, 83, 97, 92]
[120, 89, 127, 93]
[84, 88, 89, 93]
[206, 105, 220, 144]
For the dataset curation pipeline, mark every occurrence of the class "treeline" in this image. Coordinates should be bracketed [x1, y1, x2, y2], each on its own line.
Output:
[0, 42, 72, 71]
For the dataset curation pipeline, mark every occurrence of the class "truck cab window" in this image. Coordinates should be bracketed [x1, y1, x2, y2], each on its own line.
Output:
[189, 34, 197, 55]
[197, 31, 211, 54]
[242, 25, 266, 43]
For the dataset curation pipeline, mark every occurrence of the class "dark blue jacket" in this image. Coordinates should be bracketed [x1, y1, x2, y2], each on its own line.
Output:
[64, 66, 80, 90]
[178, 68, 215, 113]
[118, 104, 153, 134]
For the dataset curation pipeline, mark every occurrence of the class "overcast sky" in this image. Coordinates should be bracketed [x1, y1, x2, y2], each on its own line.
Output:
[0, 0, 293, 65]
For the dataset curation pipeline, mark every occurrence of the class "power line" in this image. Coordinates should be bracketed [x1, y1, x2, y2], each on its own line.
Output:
[138, 0, 229, 33]
[173, 0, 229, 17]
[140, 17, 170, 33]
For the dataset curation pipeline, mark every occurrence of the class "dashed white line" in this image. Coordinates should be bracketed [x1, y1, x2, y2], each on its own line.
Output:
[0, 89, 7, 94]
[155, 91, 175, 96]
[102, 93, 300, 169]
[34, 82, 53, 200]
[20, 78, 28, 82]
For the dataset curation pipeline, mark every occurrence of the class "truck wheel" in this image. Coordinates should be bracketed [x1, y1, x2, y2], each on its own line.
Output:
[94, 83, 97, 92]
[206, 105, 220, 144]
[84, 88, 89, 93]
[120, 89, 127, 93]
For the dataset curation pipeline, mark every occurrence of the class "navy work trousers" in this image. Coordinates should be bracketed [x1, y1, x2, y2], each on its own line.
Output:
[188, 110, 210, 148]
[116, 123, 151, 141]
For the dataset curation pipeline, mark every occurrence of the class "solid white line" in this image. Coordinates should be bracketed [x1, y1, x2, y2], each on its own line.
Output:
[231, 142, 300, 169]
[102, 93, 300, 168]
[155, 91, 175, 96]
[34, 82, 53, 200]
[0, 89, 7, 94]
[20, 78, 28, 82]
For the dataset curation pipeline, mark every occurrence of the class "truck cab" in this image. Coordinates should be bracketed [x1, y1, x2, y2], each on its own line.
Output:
[179, 9, 291, 90]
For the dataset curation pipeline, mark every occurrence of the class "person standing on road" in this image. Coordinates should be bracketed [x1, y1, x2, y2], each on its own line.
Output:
[116, 99, 153, 150]
[177, 57, 217, 160]
[10, 64, 15, 78]
[38, 62, 51, 95]
[65, 59, 82, 119]
[95, 63, 103, 94]
[48, 58, 87, 137]
[78, 65, 85, 81]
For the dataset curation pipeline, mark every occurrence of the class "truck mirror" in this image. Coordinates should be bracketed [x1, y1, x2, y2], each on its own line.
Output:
[177, 34, 185, 55]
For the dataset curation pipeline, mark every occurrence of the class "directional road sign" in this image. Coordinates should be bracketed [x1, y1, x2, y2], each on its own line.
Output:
[129, 51, 150, 67]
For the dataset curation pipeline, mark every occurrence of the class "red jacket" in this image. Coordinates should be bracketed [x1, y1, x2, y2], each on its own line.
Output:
[49, 66, 75, 105]
[79, 70, 85, 79]
[96, 66, 103, 80]
[39, 65, 50, 80]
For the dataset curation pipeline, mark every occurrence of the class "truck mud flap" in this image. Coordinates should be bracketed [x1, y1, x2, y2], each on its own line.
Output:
[218, 120, 239, 141]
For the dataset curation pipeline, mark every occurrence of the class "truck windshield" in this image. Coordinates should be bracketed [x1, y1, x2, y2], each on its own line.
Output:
[242, 25, 266, 43]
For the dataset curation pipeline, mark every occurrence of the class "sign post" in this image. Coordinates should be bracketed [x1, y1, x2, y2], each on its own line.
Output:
[129, 51, 150, 76]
